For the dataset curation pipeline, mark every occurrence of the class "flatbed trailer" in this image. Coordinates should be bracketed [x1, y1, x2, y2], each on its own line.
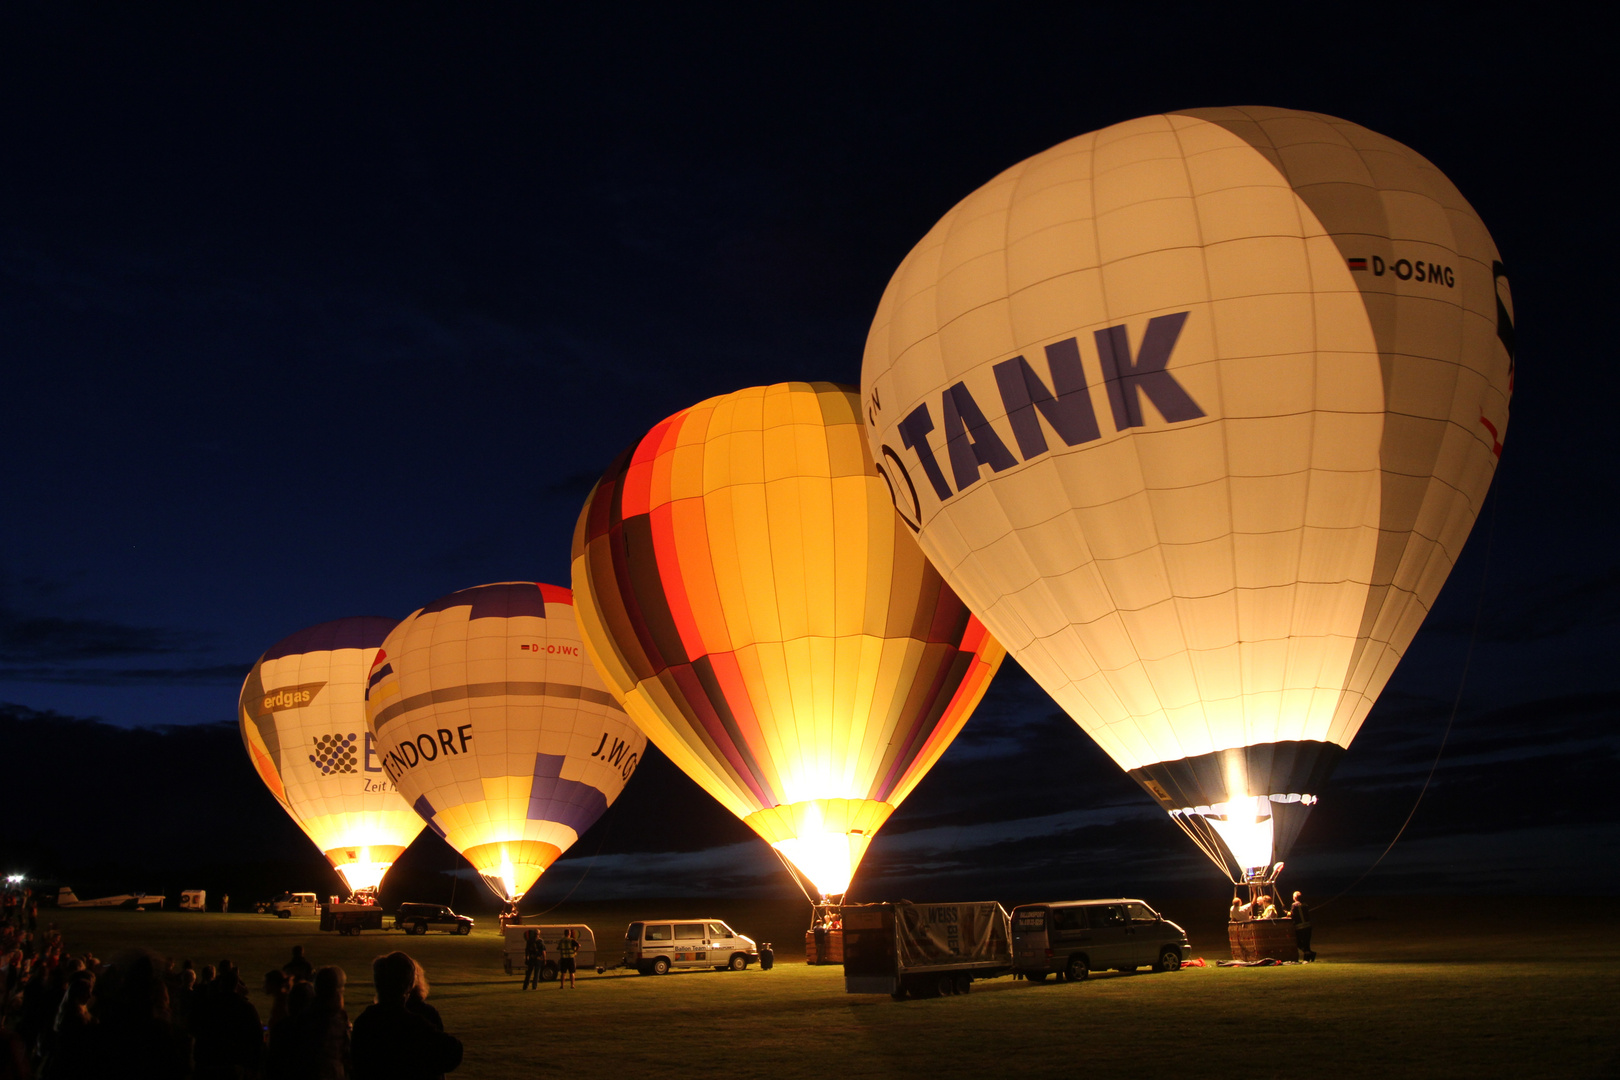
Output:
[842, 901, 1012, 1000]
[320, 902, 386, 935]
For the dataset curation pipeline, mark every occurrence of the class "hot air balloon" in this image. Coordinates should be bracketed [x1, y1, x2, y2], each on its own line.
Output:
[240, 617, 425, 895]
[860, 107, 1513, 884]
[362, 583, 645, 905]
[571, 382, 1005, 902]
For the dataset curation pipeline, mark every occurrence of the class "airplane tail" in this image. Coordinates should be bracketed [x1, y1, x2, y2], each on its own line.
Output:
[58, 886, 78, 904]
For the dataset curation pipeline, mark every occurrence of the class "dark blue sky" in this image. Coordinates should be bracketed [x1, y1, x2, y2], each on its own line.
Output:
[3, 3, 1615, 896]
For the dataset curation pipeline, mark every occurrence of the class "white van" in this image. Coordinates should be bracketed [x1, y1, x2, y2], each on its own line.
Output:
[269, 892, 321, 919]
[180, 890, 206, 912]
[624, 919, 759, 975]
[501, 924, 602, 978]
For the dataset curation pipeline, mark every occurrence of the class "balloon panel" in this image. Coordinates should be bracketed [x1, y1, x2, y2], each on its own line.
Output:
[572, 382, 1004, 896]
[239, 617, 424, 891]
[363, 583, 645, 901]
[861, 108, 1511, 836]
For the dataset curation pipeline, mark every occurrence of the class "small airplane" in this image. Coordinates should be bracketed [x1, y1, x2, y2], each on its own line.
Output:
[56, 886, 166, 910]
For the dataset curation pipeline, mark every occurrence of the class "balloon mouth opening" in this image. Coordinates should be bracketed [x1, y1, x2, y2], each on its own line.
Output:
[478, 850, 527, 903]
[772, 833, 858, 900]
[1190, 793, 1317, 875]
[334, 850, 391, 894]
[1204, 800, 1277, 874]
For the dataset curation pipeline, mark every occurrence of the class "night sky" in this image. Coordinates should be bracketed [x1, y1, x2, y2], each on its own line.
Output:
[3, 4, 1615, 902]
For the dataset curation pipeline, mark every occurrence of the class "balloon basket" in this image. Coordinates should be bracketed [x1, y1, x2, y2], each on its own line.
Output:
[805, 927, 844, 965]
[1228, 918, 1297, 962]
[1227, 879, 1296, 961]
[806, 900, 844, 965]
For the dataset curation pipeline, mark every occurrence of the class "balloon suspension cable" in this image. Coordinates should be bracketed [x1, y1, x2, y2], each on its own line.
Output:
[520, 801, 623, 922]
[770, 847, 820, 916]
[1318, 487, 1499, 911]
[1168, 812, 1241, 885]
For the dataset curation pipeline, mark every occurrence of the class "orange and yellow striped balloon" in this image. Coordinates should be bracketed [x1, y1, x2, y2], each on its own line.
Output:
[571, 382, 1003, 899]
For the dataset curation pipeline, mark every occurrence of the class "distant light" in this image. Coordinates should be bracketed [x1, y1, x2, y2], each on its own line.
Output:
[4, 874, 24, 885]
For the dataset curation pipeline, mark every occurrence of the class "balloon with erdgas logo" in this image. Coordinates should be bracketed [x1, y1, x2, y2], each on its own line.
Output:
[570, 382, 1005, 902]
[861, 107, 1514, 883]
[240, 617, 425, 895]
[362, 582, 645, 904]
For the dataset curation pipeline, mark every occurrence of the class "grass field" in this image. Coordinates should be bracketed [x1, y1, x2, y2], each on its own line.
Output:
[44, 897, 1620, 1079]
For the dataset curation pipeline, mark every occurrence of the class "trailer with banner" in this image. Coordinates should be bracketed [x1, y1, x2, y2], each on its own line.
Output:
[842, 901, 1012, 999]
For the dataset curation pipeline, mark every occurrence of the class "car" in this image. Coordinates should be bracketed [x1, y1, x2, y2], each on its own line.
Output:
[623, 918, 759, 975]
[1010, 898, 1189, 982]
[394, 902, 474, 935]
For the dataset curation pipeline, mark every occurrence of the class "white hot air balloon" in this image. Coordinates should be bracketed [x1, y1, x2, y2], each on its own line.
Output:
[363, 583, 646, 905]
[240, 617, 425, 894]
[861, 107, 1513, 882]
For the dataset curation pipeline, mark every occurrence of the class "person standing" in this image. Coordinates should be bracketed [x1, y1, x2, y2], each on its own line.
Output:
[406, 959, 442, 1033]
[1290, 891, 1314, 962]
[351, 952, 461, 1080]
[555, 930, 578, 990]
[521, 930, 545, 991]
[284, 945, 314, 983]
[193, 961, 263, 1080]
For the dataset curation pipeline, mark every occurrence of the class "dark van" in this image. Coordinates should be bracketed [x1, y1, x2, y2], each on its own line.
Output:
[1011, 899, 1188, 982]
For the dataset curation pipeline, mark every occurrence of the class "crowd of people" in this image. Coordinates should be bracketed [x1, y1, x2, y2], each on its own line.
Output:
[0, 886, 462, 1079]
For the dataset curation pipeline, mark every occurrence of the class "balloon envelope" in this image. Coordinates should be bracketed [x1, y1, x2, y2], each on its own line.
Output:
[240, 617, 424, 893]
[572, 382, 1004, 898]
[860, 108, 1513, 879]
[362, 583, 645, 902]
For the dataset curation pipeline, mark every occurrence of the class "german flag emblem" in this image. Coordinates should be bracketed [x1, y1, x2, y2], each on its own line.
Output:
[1347, 257, 1369, 271]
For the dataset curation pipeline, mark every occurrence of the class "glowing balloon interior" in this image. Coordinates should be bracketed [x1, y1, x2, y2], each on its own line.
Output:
[363, 583, 645, 902]
[240, 617, 425, 893]
[861, 107, 1512, 881]
[572, 381, 1004, 899]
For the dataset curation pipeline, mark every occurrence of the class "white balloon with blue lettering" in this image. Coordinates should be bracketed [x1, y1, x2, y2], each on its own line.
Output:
[363, 582, 645, 902]
[860, 107, 1513, 880]
[240, 617, 424, 894]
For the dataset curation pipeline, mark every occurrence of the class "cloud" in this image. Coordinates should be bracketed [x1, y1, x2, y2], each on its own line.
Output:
[1426, 568, 1620, 644]
[0, 590, 250, 690]
[0, 606, 188, 663]
[540, 470, 609, 503]
[0, 662, 249, 686]
[550, 841, 790, 900]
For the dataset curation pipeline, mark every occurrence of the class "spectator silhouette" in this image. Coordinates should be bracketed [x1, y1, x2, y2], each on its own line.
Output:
[1, 1028, 29, 1080]
[351, 953, 459, 1080]
[404, 960, 440, 1033]
[265, 966, 349, 1080]
[37, 971, 96, 1079]
[192, 961, 261, 1080]
[261, 971, 290, 1032]
[82, 950, 193, 1080]
[281, 948, 312, 985]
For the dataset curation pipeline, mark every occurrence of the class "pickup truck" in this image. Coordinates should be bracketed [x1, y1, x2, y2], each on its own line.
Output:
[842, 901, 1013, 1000]
[261, 892, 320, 919]
[395, 902, 474, 935]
